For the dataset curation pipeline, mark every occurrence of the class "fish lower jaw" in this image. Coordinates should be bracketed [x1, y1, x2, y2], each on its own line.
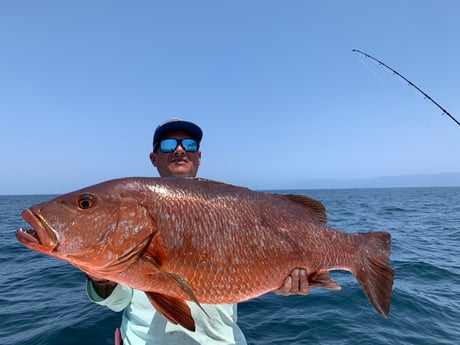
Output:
[16, 228, 57, 252]
[17, 228, 41, 245]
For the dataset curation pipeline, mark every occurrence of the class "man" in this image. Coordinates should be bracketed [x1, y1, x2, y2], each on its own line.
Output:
[87, 118, 309, 344]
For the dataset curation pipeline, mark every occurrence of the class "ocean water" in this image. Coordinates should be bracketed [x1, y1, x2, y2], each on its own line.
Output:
[1, 187, 459, 344]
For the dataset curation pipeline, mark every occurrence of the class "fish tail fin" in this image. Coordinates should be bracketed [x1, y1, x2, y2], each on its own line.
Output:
[353, 231, 394, 317]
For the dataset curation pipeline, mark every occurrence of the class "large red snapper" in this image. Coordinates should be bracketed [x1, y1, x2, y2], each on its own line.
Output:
[16, 177, 394, 331]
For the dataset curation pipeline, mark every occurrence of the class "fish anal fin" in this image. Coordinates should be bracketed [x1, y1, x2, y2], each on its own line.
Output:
[280, 194, 328, 224]
[146, 292, 195, 331]
[309, 271, 341, 290]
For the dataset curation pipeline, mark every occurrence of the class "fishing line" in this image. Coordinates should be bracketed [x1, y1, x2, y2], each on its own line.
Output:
[356, 55, 384, 84]
[352, 49, 460, 127]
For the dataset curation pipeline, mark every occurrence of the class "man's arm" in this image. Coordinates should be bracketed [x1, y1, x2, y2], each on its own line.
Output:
[87, 269, 309, 299]
[86, 275, 117, 298]
[86, 276, 133, 312]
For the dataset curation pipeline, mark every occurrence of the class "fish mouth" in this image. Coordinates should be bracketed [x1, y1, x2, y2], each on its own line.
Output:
[16, 209, 58, 252]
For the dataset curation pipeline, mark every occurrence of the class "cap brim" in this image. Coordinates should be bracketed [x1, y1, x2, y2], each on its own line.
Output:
[153, 120, 203, 145]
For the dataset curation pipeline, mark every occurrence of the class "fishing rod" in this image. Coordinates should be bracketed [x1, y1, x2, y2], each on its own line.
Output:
[352, 49, 460, 127]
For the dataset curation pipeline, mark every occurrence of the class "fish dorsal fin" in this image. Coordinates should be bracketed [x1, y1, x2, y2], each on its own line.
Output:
[146, 292, 195, 331]
[279, 194, 327, 224]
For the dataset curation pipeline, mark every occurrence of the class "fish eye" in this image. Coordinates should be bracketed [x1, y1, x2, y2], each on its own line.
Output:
[77, 194, 94, 210]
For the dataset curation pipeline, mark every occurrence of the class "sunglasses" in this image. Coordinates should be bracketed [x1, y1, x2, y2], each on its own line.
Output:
[157, 138, 199, 153]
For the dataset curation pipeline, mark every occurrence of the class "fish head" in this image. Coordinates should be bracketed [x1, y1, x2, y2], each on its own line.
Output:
[16, 179, 155, 278]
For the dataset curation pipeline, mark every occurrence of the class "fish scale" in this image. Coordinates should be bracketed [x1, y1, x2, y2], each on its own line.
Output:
[16, 176, 394, 331]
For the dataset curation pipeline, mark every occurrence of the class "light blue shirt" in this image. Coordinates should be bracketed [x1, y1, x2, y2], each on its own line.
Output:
[87, 281, 247, 345]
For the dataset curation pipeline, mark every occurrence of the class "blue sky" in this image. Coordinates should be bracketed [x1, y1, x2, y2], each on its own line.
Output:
[1, 1, 459, 194]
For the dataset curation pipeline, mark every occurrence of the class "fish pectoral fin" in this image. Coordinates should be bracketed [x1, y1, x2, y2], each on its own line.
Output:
[309, 271, 342, 290]
[144, 254, 210, 320]
[165, 272, 211, 319]
[146, 292, 195, 331]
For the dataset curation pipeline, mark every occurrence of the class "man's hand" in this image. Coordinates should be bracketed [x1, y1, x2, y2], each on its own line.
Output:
[274, 268, 310, 296]
[86, 275, 117, 298]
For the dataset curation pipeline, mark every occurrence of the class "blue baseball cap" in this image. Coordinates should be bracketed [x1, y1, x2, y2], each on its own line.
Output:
[153, 118, 203, 147]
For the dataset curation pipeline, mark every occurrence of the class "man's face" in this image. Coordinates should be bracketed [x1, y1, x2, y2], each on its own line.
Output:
[149, 130, 201, 177]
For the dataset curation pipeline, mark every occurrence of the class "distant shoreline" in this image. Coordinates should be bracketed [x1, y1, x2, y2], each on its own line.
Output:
[279, 172, 460, 190]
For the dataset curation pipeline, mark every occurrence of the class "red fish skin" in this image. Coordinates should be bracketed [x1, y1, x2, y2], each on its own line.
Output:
[133, 179, 384, 304]
[16, 177, 393, 318]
